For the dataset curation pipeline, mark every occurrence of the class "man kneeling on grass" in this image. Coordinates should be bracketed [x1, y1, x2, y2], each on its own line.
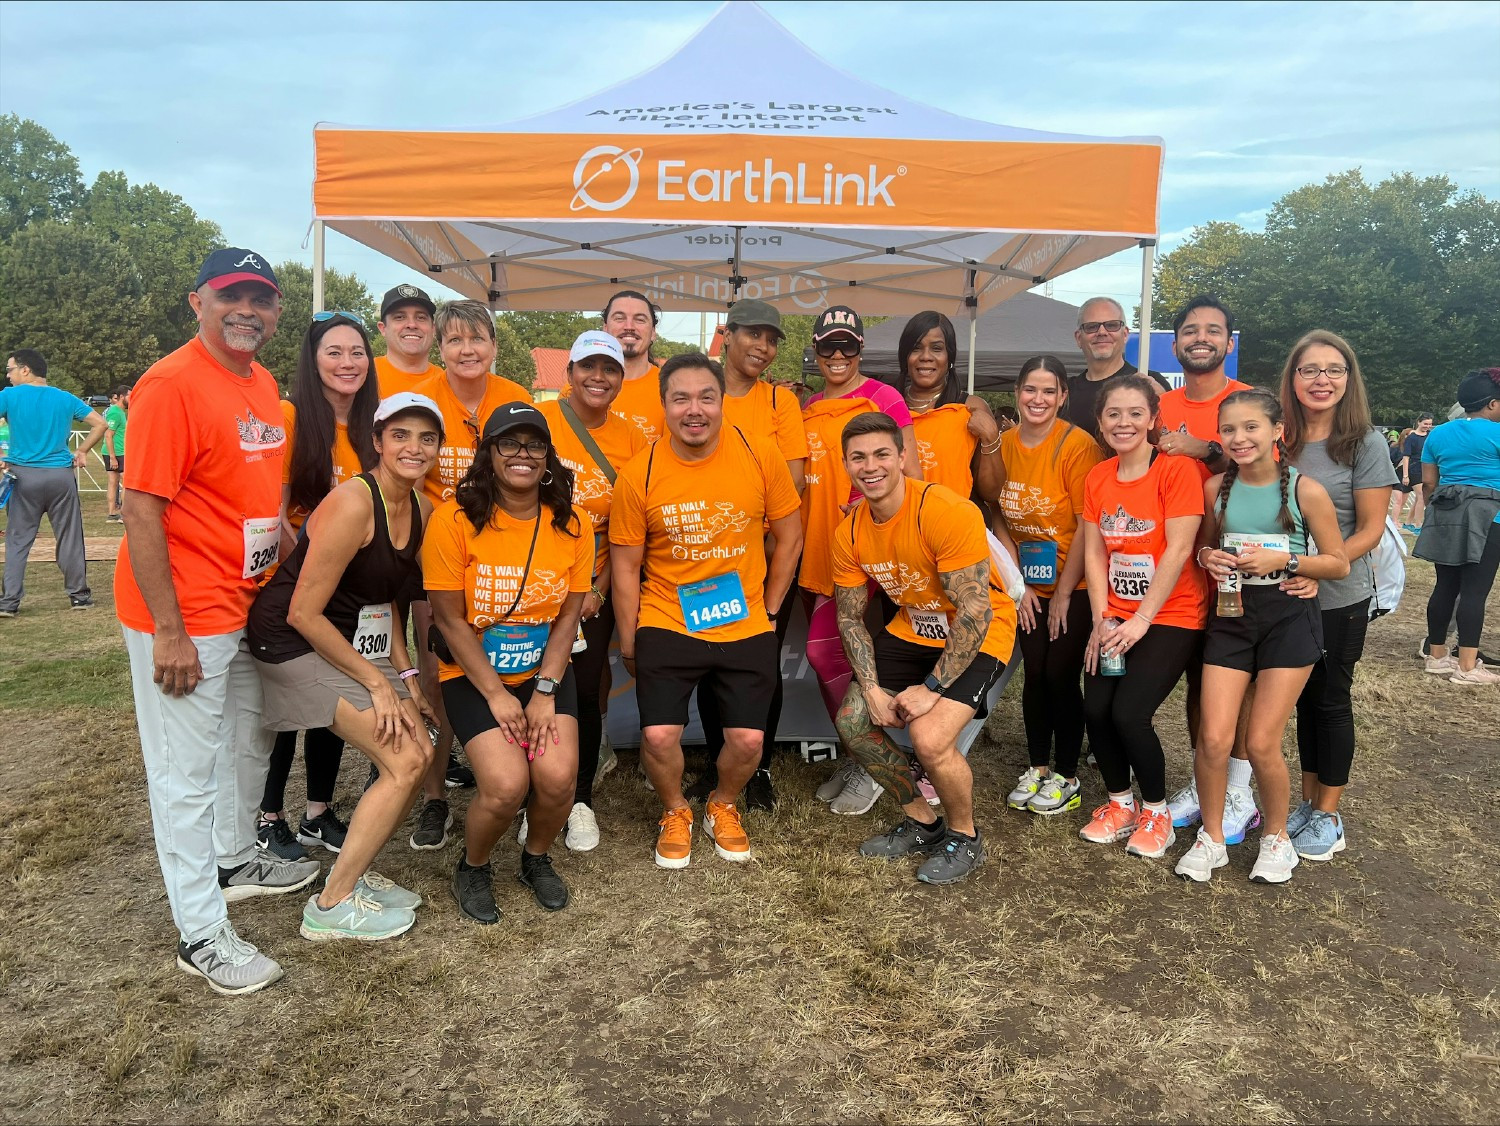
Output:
[832, 412, 1017, 884]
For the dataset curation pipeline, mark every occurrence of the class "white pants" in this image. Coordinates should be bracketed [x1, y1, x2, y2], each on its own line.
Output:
[123, 626, 272, 944]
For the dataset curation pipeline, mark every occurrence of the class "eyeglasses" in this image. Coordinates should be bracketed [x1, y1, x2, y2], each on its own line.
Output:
[494, 436, 549, 458]
[1079, 320, 1126, 335]
[815, 339, 861, 359]
[313, 310, 366, 326]
[1295, 364, 1349, 380]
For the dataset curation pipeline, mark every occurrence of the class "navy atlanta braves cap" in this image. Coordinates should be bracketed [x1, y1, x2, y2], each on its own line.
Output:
[195, 248, 281, 295]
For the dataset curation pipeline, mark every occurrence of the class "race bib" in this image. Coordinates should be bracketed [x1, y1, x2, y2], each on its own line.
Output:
[678, 573, 749, 633]
[352, 604, 392, 660]
[1109, 552, 1156, 602]
[482, 622, 550, 674]
[243, 517, 279, 579]
[1017, 540, 1059, 585]
[1222, 532, 1292, 585]
[906, 608, 951, 642]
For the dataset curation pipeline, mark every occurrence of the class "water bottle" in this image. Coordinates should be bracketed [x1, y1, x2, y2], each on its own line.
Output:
[1099, 619, 1126, 677]
[1216, 544, 1244, 618]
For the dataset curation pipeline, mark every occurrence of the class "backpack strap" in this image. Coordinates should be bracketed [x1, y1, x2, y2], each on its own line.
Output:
[558, 399, 616, 485]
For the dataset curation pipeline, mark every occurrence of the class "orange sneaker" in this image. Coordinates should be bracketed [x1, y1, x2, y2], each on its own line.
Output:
[1079, 800, 1137, 844]
[1125, 807, 1176, 859]
[704, 800, 751, 863]
[654, 806, 694, 870]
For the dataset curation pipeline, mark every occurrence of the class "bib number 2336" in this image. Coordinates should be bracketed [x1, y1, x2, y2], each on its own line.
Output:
[1109, 553, 1156, 601]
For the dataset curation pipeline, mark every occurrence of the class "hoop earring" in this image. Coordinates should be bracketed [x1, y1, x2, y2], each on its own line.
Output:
[541, 470, 554, 486]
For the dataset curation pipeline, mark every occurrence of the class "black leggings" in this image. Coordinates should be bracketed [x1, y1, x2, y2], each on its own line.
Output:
[261, 726, 345, 812]
[1427, 520, 1500, 649]
[1296, 599, 1370, 789]
[697, 587, 796, 769]
[1018, 592, 1092, 776]
[573, 598, 616, 806]
[1083, 624, 1201, 804]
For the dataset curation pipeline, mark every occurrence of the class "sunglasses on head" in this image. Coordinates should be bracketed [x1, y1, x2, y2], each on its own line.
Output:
[815, 338, 861, 359]
[313, 310, 366, 327]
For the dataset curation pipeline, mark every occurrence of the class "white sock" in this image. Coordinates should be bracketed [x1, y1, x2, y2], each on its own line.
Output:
[1143, 799, 1168, 815]
[1227, 758, 1253, 791]
[1110, 790, 1137, 811]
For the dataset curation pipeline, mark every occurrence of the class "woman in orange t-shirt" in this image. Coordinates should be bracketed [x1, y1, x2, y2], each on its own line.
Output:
[1077, 374, 1206, 862]
[996, 356, 1103, 818]
[257, 312, 379, 862]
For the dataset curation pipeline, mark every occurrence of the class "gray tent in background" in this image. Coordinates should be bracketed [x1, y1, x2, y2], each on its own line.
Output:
[803, 292, 1086, 392]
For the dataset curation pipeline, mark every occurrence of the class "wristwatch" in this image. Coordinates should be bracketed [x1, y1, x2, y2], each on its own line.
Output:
[534, 676, 560, 697]
[922, 673, 945, 693]
[1285, 554, 1300, 575]
[1204, 440, 1225, 463]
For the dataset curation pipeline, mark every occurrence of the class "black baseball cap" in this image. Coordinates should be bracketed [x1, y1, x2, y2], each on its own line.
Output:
[380, 284, 437, 320]
[194, 248, 280, 295]
[724, 298, 784, 340]
[482, 401, 551, 442]
[812, 305, 863, 344]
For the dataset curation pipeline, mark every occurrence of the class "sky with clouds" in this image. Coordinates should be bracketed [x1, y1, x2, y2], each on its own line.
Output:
[1, 0, 1496, 345]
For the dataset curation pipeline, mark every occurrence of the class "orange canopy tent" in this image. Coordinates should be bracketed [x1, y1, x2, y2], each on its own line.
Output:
[311, 0, 1163, 389]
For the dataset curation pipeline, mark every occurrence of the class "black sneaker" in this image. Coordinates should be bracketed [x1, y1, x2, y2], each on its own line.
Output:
[684, 766, 718, 803]
[297, 808, 348, 853]
[256, 813, 309, 861]
[859, 816, 947, 859]
[453, 859, 499, 924]
[410, 798, 452, 850]
[745, 767, 777, 811]
[363, 762, 379, 793]
[445, 750, 475, 789]
[916, 829, 986, 885]
[69, 596, 94, 610]
[518, 851, 570, 911]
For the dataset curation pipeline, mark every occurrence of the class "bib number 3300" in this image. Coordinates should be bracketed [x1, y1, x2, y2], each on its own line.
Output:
[678, 573, 749, 633]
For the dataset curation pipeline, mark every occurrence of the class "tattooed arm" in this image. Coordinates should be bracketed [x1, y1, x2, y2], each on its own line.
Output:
[892, 559, 993, 723]
[834, 581, 901, 729]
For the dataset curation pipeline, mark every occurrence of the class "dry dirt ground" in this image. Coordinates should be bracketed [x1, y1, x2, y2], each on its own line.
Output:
[0, 524, 1496, 1124]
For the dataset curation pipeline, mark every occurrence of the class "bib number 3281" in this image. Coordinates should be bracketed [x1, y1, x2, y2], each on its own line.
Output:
[243, 517, 279, 579]
[678, 573, 750, 633]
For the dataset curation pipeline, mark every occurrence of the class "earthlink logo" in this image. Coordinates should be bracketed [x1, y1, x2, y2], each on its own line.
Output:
[571, 145, 644, 212]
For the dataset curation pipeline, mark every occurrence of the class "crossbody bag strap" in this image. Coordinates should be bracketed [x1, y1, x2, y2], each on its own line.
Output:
[558, 399, 616, 485]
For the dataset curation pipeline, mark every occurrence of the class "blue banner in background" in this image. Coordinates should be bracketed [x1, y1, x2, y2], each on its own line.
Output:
[1125, 331, 1240, 387]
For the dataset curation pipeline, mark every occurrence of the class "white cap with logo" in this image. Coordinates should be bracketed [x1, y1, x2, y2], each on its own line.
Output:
[374, 392, 445, 438]
[569, 330, 626, 366]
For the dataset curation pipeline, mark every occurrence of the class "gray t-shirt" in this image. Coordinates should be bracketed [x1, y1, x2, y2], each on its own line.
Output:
[1291, 428, 1398, 610]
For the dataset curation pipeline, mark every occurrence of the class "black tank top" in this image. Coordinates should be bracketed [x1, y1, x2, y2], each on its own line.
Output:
[248, 473, 423, 664]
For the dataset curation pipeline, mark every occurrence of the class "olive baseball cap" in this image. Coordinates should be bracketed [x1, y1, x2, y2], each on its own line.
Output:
[724, 298, 784, 340]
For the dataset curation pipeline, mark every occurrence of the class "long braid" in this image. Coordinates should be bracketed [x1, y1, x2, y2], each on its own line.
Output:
[1274, 437, 1295, 535]
[1215, 456, 1240, 532]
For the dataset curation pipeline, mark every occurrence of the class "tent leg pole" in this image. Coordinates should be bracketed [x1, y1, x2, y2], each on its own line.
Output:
[312, 220, 325, 313]
[966, 302, 978, 396]
[1137, 239, 1156, 372]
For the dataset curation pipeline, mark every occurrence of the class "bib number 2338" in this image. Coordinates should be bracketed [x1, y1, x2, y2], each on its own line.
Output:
[678, 573, 749, 633]
[243, 517, 279, 579]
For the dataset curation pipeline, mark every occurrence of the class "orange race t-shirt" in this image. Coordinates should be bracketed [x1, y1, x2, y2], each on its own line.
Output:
[538, 399, 648, 578]
[375, 355, 442, 399]
[279, 400, 368, 532]
[913, 403, 978, 498]
[420, 499, 594, 685]
[722, 380, 810, 465]
[1158, 379, 1248, 481]
[800, 395, 882, 596]
[831, 481, 1016, 660]
[413, 372, 532, 505]
[115, 337, 286, 635]
[998, 418, 1103, 595]
[610, 426, 801, 641]
[607, 366, 664, 443]
[1082, 452, 1208, 630]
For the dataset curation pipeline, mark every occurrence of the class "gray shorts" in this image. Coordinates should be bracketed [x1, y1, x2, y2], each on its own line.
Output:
[255, 651, 409, 732]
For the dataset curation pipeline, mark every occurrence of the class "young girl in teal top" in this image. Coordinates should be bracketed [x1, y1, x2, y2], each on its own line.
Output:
[1177, 389, 1349, 885]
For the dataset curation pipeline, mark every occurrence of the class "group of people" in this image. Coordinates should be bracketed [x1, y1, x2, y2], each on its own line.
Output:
[16, 240, 1493, 999]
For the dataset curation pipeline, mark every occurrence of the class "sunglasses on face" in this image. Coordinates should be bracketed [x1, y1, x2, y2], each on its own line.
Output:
[815, 339, 861, 359]
[1079, 320, 1126, 334]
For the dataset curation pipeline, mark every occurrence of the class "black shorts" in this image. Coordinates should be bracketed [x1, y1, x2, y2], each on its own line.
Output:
[1203, 584, 1324, 674]
[634, 626, 778, 731]
[874, 631, 1004, 716]
[103, 454, 124, 473]
[441, 668, 579, 748]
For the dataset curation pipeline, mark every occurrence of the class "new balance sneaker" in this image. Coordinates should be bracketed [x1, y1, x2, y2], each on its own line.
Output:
[256, 813, 309, 861]
[704, 800, 751, 862]
[564, 802, 600, 852]
[218, 854, 320, 902]
[1286, 799, 1316, 839]
[916, 830, 986, 885]
[1424, 653, 1459, 675]
[409, 799, 452, 850]
[176, 922, 283, 996]
[1167, 779, 1202, 828]
[745, 767, 777, 811]
[518, 851, 570, 911]
[1450, 661, 1500, 685]
[1173, 828, 1229, 883]
[828, 764, 881, 815]
[1028, 775, 1081, 816]
[452, 859, 499, 924]
[1249, 832, 1300, 884]
[1007, 767, 1048, 811]
[1292, 810, 1347, 861]
[815, 757, 860, 803]
[300, 889, 415, 942]
[1223, 788, 1262, 845]
[655, 806, 694, 869]
[297, 808, 348, 853]
[859, 816, 947, 859]
[1079, 800, 1137, 844]
[1125, 808, 1176, 859]
[355, 871, 422, 910]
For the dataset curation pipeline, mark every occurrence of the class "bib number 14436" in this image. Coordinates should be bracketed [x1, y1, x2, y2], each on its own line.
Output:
[678, 573, 750, 633]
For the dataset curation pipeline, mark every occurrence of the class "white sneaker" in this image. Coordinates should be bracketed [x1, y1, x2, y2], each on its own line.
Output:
[564, 802, 600, 852]
[1450, 661, 1500, 685]
[1167, 778, 1201, 828]
[1007, 766, 1047, 810]
[1174, 828, 1229, 883]
[1425, 653, 1460, 675]
[1028, 775, 1081, 816]
[828, 764, 881, 815]
[815, 757, 861, 803]
[176, 922, 283, 996]
[594, 735, 617, 784]
[1249, 832, 1300, 884]
[1222, 787, 1262, 845]
[516, 810, 528, 847]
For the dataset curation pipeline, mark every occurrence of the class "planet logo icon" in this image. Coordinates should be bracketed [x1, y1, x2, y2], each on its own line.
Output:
[571, 145, 644, 212]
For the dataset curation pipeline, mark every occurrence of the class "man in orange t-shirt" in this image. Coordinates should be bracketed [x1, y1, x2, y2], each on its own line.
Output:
[115, 248, 319, 997]
[1156, 296, 1245, 481]
[611, 353, 802, 870]
[600, 290, 664, 441]
[830, 412, 1014, 886]
[373, 284, 440, 397]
